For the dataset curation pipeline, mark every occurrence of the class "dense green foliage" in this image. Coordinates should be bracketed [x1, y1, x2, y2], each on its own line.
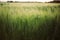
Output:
[0, 3, 60, 40]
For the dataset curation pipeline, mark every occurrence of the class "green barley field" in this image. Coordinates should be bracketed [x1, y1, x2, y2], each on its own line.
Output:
[0, 3, 60, 40]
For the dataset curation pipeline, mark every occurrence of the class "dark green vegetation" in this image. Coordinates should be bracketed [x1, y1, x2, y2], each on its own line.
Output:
[0, 3, 60, 40]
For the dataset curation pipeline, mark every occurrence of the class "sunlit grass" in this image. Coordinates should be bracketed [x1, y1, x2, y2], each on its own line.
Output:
[0, 3, 60, 40]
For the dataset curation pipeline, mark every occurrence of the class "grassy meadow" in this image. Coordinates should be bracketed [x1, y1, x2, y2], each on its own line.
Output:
[0, 3, 60, 40]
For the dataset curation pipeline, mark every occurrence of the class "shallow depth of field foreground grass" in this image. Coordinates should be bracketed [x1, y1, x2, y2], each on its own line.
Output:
[0, 3, 60, 40]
